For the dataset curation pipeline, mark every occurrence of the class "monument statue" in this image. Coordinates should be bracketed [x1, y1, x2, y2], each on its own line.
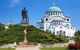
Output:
[22, 7, 27, 17]
[20, 7, 29, 46]
[21, 7, 29, 25]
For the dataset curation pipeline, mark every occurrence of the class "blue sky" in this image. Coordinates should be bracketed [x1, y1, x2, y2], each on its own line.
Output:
[0, 0, 80, 30]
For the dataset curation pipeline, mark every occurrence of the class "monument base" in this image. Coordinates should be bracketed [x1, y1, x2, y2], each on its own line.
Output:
[19, 40, 29, 47]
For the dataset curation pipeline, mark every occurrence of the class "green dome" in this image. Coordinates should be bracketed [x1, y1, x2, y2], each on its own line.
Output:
[46, 3, 62, 12]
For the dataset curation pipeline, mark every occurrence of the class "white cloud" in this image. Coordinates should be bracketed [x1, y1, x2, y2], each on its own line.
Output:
[8, 0, 21, 7]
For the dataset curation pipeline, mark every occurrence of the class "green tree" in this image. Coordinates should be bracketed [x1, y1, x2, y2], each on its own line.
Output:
[75, 30, 80, 44]
[0, 24, 24, 44]
[0, 23, 5, 31]
[8, 24, 24, 43]
[27, 26, 57, 44]
[0, 23, 69, 45]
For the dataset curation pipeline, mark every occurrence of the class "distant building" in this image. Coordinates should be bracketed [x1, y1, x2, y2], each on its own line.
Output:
[37, 3, 76, 37]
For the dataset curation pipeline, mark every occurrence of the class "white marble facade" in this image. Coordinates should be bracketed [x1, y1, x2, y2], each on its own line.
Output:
[37, 3, 75, 37]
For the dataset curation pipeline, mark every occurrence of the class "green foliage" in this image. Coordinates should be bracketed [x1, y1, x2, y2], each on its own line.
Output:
[8, 24, 24, 31]
[0, 24, 24, 44]
[27, 25, 68, 44]
[75, 30, 80, 44]
[27, 26, 54, 44]
[7, 24, 24, 43]
[55, 35, 68, 43]
[0, 23, 68, 44]
[0, 23, 5, 31]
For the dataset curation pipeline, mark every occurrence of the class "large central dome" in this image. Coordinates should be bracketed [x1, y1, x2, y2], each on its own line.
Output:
[46, 4, 62, 12]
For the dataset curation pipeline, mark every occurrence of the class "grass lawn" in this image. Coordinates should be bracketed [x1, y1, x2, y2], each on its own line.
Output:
[41, 47, 68, 50]
[0, 48, 15, 50]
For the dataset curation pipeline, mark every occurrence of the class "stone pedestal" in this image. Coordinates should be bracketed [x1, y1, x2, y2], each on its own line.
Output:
[19, 25, 29, 47]
[23, 27, 29, 45]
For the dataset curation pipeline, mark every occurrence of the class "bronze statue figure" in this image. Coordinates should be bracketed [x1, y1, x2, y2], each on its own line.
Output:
[21, 7, 29, 25]
[22, 7, 27, 19]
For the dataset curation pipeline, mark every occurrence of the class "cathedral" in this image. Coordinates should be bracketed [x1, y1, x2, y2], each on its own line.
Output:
[37, 3, 76, 37]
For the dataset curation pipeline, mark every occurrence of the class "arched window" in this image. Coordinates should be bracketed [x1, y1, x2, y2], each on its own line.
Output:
[47, 13, 48, 15]
[52, 27, 54, 29]
[59, 22, 61, 24]
[57, 12, 59, 15]
[57, 22, 58, 24]
[54, 22, 55, 25]
[53, 22, 54, 25]
[63, 31, 65, 36]
[51, 12, 52, 15]
[66, 24, 69, 26]
[46, 18, 48, 21]
[60, 27, 62, 28]
[52, 12, 53, 15]
[59, 13, 60, 15]
[56, 12, 57, 15]
[53, 12, 55, 15]
[67, 19, 69, 21]
[59, 30, 62, 36]
[49, 13, 50, 15]
[55, 12, 57, 15]
[64, 31, 65, 34]
[48, 13, 50, 15]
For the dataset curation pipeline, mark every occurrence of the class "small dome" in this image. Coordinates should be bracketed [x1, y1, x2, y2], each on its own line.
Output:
[46, 3, 62, 12]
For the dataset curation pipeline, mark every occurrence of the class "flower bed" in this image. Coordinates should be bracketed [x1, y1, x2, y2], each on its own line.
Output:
[68, 44, 80, 50]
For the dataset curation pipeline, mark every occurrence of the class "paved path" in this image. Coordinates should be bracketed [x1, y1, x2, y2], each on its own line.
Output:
[16, 47, 40, 50]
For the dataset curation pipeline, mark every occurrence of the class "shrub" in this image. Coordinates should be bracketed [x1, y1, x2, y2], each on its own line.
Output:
[68, 44, 80, 50]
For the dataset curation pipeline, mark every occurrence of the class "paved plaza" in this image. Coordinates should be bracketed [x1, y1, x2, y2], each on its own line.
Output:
[16, 47, 40, 50]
